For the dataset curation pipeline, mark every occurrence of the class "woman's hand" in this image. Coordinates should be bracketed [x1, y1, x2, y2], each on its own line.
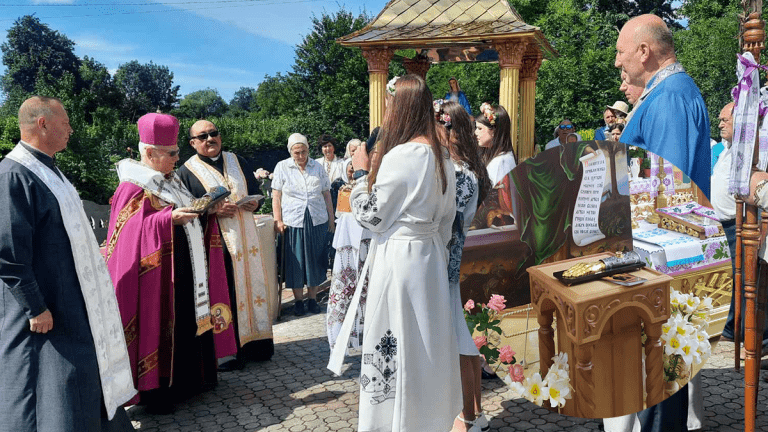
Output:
[328, 218, 336, 233]
[275, 220, 286, 234]
[352, 141, 370, 171]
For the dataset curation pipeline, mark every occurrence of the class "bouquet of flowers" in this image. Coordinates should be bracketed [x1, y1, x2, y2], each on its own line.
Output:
[660, 289, 713, 384]
[505, 352, 573, 408]
[464, 295, 517, 369]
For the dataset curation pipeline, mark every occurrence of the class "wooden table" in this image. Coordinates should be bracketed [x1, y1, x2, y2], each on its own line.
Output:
[528, 253, 672, 418]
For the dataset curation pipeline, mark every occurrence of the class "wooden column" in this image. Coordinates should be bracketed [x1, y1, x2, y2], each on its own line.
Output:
[496, 40, 529, 157]
[519, 45, 543, 162]
[362, 47, 394, 132]
[403, 54, 431, 80]
[741, 9, 765, 432]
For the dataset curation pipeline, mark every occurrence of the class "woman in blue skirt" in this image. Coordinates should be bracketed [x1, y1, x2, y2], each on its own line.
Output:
[272, 133, 335, 316]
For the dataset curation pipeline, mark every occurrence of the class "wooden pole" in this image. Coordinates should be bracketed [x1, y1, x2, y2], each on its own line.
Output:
[740, 6, 764, 431]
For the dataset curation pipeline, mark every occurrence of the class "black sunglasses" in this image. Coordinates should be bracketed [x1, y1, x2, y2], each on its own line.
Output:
[192, 130, 220, 141]
[558, 124, 574, 130]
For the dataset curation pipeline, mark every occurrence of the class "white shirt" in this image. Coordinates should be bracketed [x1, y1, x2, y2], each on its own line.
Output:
[710, 143, 736, 221]
[272, 157, 331, 227]
[315, 155, 345, 182]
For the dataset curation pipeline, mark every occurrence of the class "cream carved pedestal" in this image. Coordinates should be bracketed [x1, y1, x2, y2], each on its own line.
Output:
[528, 253, 672, 418]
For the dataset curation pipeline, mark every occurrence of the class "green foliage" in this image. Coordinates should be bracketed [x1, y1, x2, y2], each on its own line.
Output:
[1, 15, 81, 95]
[426, 63, 500, 116]
[674, 5, 740, 137]
[532, 0, 625, 144]
[228, 86, 257, 115]
[114, 60, 180, 121]
[176, 88, 228, 119]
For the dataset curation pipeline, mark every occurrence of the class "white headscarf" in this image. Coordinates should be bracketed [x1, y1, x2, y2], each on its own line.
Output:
[340, 158, 353, 183]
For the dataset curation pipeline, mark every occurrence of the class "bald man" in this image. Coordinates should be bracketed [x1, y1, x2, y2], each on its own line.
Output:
[615, 14, 711, 198]
[0, 96, 135, 431]
[178, 120, 275, 371]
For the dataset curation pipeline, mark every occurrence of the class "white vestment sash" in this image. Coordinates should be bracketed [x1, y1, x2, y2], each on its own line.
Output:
[115, 158, 213, 335]
[7, 144, 137, 419]
[184, 153, 274, 343]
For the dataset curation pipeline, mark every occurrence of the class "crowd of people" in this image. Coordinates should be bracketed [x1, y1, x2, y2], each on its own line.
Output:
[0, 10, 759, 432]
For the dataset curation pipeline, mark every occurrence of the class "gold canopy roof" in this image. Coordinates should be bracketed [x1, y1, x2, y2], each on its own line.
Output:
[337, 0, 556, 60]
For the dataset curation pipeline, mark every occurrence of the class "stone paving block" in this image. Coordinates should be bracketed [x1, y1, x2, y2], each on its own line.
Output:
[125, 304, 767, 431]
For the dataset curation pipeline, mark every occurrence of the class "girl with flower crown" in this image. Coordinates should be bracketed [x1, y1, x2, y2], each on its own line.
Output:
[475, 103, 518, 224]
[328, 74, 461, 431]
[436, 100, 492, 432]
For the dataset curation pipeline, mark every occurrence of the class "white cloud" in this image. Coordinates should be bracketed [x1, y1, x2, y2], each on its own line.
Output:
[74, 36, 136, 54]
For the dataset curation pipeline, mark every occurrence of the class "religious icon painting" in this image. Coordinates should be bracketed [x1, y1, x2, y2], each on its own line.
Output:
[211, 303, 232, 334]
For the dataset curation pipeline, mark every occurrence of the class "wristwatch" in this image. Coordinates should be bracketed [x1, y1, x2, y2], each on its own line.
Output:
[352, 169, 369, 180]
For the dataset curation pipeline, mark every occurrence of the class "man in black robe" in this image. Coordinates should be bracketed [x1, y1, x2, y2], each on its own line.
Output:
[0, 96, 135, 431]
[178, 120, 275, 371]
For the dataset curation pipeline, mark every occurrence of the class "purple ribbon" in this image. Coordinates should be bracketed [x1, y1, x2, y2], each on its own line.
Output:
[733, 54, 768, 108]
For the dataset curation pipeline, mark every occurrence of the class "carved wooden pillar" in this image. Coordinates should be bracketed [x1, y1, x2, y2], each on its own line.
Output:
[643, 321, 664, 408]
[537, 308, 555, 379]
[362, 47, 394, 132]
[519, 44, 543, 162]
[741, 9, 765, 432]
[496, 39, 528, 157]
[402, 54, 431, 79]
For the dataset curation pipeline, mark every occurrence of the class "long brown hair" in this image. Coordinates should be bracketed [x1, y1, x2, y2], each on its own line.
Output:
[476, 104, 516, 166]
[369, 74, 448, 194]
[440, 101, 491, 207]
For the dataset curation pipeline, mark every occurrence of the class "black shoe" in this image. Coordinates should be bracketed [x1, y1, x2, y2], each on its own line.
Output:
[217, 358, 244, 372]
[481, 369, 498, 380]
[307, 298, 321, 314]
[294, 300, 306, 316]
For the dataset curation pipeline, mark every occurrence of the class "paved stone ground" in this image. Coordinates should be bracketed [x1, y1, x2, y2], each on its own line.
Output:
[127, 292, 768, 431]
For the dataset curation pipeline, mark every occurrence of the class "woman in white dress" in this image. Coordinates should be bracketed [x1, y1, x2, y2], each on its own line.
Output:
[327, 74, 461, 431]
[437, 101, 492, 432]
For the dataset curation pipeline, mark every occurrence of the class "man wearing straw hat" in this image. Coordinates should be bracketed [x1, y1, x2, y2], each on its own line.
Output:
[594, 101, 629, 140]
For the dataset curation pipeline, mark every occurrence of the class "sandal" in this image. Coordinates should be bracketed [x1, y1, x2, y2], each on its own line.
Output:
[452, 415, 482, 432]
[474, 412, 490, 431]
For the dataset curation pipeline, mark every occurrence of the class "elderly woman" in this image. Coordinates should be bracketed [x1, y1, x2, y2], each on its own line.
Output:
[344, 139, 362, 160]
[545, 118, 583, 150]
[315, 133, 345, 182]
[273, 133, 335, 316]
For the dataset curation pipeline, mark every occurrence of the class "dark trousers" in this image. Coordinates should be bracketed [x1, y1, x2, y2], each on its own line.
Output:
[721, 219, 768, 343]
[636, 383, 688, 432]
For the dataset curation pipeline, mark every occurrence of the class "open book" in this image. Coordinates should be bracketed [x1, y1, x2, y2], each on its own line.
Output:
[189, 186, 231, 214]
[235, 194, 264, 206]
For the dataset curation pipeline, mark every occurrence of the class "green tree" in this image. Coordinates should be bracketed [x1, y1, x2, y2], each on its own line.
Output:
[176, 88, 228, 119]
[291, 9, 371, 141]
[1, 15, 81, 96]
[78, 56, 123, 123]
[532, 0, 624, 144]
[114, 60, 180, 121]
[228, 86, 256, 115]
[253, 73, 300, 118]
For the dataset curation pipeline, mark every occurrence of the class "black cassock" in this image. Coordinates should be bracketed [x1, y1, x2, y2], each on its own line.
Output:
[0, 144, 133, 431]
[178, 153, 275, 361]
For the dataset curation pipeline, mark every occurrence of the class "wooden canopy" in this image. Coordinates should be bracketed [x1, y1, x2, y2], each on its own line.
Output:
[337, 0, 557, 160]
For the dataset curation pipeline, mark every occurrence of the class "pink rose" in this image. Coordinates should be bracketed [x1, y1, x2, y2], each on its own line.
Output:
[498, 345, 516, 364]
[509, 363, 525, 382]
[464, 299, 475, 312]
[487, 294, 507, 313]
[473, 335, 487, 349]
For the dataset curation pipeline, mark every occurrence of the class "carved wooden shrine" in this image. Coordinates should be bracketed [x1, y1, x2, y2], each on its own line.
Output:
[528, 253, 672, 418]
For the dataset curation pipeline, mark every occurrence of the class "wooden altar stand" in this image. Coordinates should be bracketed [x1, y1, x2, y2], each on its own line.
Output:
[528, 253, 671, 418]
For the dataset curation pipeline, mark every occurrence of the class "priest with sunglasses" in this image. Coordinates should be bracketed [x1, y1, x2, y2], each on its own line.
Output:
[178, 120, 275, 372]
[544, 118, 582, 151]
[105, 113, 237, 413]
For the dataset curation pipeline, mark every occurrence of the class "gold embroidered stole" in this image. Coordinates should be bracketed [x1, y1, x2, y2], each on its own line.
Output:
[184, 153, 274, 343]
[9, 144, 137, 418]
[115, 158, 213, 336]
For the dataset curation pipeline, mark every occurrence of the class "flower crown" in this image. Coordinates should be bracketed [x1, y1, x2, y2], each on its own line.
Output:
[386, 76, 399, 97]
[480, 102, 496, 125]
[433, 99, 452, 128]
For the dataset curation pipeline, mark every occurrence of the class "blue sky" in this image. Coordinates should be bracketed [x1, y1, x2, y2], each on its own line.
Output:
[0, 0, 389, 101]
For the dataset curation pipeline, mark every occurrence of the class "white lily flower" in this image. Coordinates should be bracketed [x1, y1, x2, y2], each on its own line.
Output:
[551, 352, 569, 372]
[523, 373, 547, 406]
[546, 377, 570, 408]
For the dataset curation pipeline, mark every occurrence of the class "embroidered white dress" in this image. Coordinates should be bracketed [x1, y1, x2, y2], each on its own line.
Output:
[449, 161, 480, 356]
[316, 155, 345, 182]
[345, 142, 460, 432]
